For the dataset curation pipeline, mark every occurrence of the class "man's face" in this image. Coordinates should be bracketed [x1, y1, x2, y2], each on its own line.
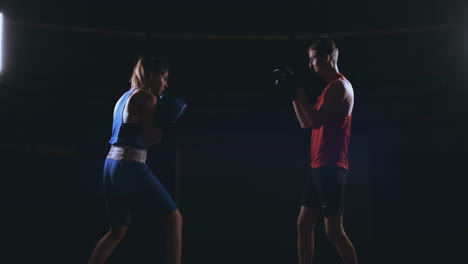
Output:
[308, 49, 326, 76]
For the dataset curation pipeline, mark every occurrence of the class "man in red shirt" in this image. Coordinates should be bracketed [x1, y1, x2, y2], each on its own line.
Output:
[292, 36, 358, 264]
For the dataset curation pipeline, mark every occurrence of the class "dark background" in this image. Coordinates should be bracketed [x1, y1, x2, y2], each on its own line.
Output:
[1, 0, 467, 263]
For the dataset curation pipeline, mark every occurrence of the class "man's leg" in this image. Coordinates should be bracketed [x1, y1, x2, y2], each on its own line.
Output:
[88, 226, 128, 264]
[324, 214, 358, 264]
[160, 209, 183, 264]
[297, 206, 321, 264]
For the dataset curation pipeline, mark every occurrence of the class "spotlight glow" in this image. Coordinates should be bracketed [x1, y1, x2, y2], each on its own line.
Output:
[0, 13, 3, 73]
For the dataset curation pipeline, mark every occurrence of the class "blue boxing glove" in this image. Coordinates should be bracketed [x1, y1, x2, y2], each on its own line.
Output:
[155, 94, 187, 132]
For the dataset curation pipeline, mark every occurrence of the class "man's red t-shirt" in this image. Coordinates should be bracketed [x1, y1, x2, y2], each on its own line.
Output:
[310, 74, 352, 170]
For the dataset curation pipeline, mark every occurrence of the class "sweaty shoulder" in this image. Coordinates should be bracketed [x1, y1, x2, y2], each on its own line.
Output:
[125, 89, 157, 122]
[340, 77, 353, 95]
[338, 77, 354, 115]
[130, 89, 156, 105]
[329, 77, 352, 96]
[327, 77, 354, 116]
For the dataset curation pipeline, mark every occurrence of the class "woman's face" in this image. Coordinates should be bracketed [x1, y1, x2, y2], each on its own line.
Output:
[150, 71, 169, 96]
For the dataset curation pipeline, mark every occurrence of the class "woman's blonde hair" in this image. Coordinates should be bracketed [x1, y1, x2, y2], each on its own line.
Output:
[130, 56, 170, 89]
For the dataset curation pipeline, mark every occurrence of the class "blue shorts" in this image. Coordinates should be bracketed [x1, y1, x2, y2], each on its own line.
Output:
[103, 158, 177, 227]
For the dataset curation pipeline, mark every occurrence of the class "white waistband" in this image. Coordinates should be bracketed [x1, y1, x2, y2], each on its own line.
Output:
[107, 145, 147, 163]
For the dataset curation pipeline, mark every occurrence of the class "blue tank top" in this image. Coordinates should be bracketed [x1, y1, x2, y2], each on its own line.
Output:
[109, 88, 146, 150]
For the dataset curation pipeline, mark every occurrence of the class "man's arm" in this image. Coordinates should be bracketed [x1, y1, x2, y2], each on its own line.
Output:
[292, 91, 313, 128]
[292, 81, 347, 129]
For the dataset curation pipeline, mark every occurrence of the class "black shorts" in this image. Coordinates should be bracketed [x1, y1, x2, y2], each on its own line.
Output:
[302, 166, 348, 216]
